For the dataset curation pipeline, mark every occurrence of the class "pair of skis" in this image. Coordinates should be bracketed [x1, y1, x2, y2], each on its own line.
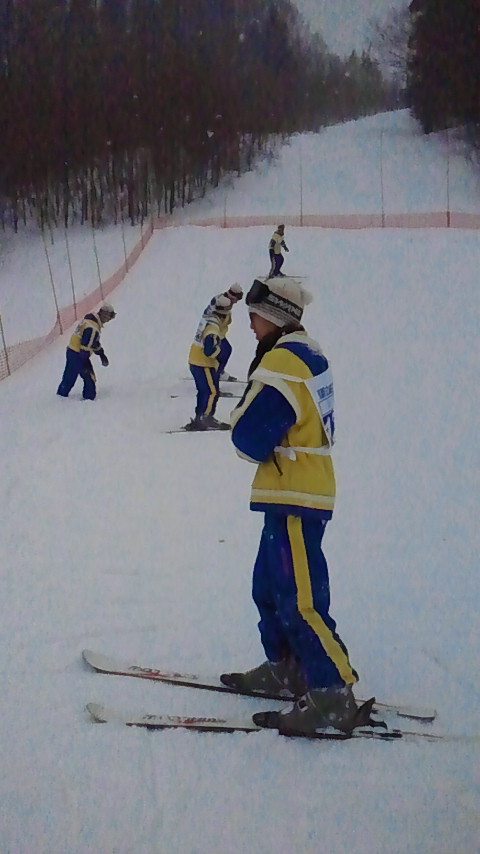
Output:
[170, 392, 241, 400]
[166, 378, 245, 433]
[165, 422, 230, 434]
[83, 649, 444, 742]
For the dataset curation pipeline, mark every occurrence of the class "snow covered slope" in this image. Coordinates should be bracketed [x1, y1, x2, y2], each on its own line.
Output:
[0, 110, 478, 854]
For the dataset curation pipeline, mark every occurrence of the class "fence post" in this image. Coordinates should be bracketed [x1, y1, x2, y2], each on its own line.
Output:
[380, 130, 386, 228]
[120, 214, 129, 271]
[64, 227, 77, 320]
[91, 225, 105, 299]
[42, 230, 63, 334]
[0, 313, 11, 376]
[446, 128, 451, 227]
[299, 137, 303, 226]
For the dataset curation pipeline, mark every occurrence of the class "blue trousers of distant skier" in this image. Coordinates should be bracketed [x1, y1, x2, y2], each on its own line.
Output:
[252, 511, 358, 690]
[57, 349, 97, 400]
[189, 364, 219, 418]
[217, 337, 232, 377]
[269, 249, 285, 278]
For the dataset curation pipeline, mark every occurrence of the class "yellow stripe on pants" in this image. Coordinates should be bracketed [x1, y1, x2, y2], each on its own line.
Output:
[287, 515, 357, 685]
[204, 368, 217, 415]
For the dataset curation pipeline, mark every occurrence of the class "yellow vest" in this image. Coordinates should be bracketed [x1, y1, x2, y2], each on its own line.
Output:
[270, 231, 286, 254]
[188, 315, 223, 369]
[217, 313, 232, 338]
[231, 334, 336, 513]
[68, 313, 102, 354]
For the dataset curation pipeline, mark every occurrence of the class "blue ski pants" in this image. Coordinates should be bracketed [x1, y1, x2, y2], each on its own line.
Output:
[189, 364, 219, 417]
[217, 338, 232, 376]
[57, 348, 96, 400]
[252, 512, 358, 690]
[269, 251, 284, 277]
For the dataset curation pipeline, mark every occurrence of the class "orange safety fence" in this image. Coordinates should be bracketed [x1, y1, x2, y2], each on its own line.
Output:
[1, 210, 480, 381]
[0, 219, 154, 381]
[158, 211, 480, 229]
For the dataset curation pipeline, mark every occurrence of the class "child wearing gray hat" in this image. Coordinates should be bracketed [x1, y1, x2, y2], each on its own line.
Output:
[221, 277, 372, 736]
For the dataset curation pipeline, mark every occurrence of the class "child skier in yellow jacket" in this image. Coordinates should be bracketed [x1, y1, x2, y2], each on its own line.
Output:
[56, 303, 116, 400]
[221, 277, 366, 736]
[186, 294, 232, 431]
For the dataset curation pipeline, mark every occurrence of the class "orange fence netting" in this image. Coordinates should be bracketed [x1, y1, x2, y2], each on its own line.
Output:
[1, 211, 479, 381]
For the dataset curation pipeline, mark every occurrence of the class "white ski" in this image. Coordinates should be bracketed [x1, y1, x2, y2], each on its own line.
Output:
[86, 702, 411, 740]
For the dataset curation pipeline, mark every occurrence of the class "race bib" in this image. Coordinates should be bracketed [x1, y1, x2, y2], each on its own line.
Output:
[194, 317, 208, 345]
[304, 367, 335, 446]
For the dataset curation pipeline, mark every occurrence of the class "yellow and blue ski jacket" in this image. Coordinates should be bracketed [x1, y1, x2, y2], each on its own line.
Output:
[269, 230, 288, 255]
[68, 313, 106, 358]
[188, 314, 224, 369]
[231, 331, 335, 518]
[202, 294, 233, 338]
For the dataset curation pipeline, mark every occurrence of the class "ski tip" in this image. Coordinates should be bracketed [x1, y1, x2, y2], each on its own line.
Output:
[82, 649, 117, 673]
[86, 702, 128, 725]
[86, 702, 109, 722]
[82, 648, 107, 669]
[82, 649, 95, 666]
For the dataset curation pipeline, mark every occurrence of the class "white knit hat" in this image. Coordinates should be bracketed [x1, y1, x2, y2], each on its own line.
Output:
[213, 294, 232, 315]
[225, 282, 243, 301]
[246, 277, 312, 327]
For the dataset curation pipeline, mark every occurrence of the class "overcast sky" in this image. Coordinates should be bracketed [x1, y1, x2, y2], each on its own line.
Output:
[293, 0, 407, 56]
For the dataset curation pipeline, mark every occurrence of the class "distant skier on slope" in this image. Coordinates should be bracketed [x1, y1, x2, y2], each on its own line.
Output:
[185, 294, 235, 431]
[56, 303, 116, 400]
[221, 276, 367, 736]
[267, 224, 289, 278]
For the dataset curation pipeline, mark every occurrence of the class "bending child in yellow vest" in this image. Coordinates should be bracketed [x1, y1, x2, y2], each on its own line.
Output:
[57, 303, 116, 400]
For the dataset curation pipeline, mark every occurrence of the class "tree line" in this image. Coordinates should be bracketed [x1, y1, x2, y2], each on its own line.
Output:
[407, 0, 480, 139]
[370, 0, 480, 144]
[0, 0, 396, 230]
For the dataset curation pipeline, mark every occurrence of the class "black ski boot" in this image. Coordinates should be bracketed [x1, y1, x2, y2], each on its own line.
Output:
[202, 415, 230, 430]
[183, 416, 208, 432]
[252, 685, 372, 736]
[221, 658, 307, 699]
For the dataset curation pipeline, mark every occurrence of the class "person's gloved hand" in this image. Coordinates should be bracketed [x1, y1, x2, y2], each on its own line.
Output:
[100, 354, 109, 367]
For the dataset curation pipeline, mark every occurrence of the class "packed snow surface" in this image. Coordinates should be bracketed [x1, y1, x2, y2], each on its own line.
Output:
[1, 110, 478, 854]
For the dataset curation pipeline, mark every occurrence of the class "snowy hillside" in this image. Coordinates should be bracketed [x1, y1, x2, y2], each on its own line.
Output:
[0, 110, 479, 854]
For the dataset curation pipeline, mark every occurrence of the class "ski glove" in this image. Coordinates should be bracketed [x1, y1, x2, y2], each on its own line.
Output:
[100, 353, 109, 367]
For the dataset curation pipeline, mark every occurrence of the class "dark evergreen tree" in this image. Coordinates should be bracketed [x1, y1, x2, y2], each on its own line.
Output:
[0, 0, 396, 228]
[407, 0, 480, 133]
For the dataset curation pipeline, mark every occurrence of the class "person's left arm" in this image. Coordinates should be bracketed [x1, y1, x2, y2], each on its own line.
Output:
[80, 325, 101, 355]
[231, 384, 296, 462]
[202, 319, 221, 359]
